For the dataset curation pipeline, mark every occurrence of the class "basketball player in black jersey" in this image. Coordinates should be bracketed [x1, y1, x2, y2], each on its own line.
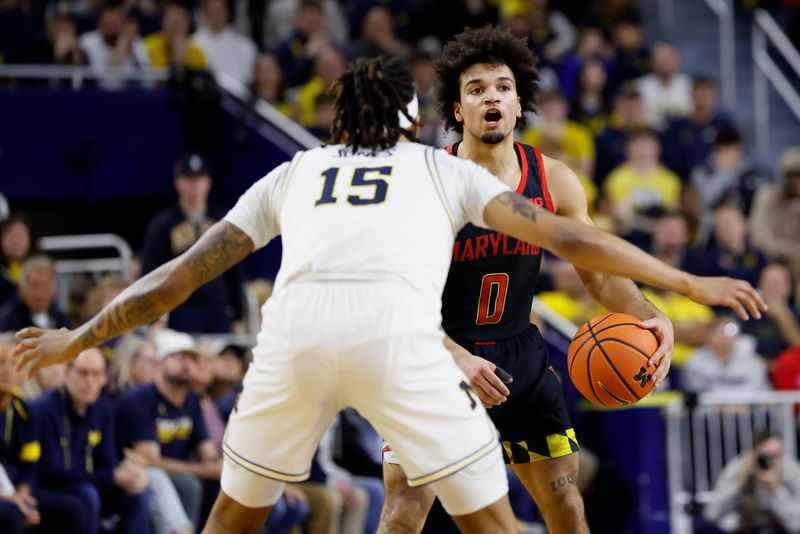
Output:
[378, 27, 676, 534]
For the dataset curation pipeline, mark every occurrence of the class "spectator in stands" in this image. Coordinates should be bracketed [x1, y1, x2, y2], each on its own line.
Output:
[115, 329, 221, 530]
[704, 431, 800, 533]
[45, 6, 86, 65]
[637, 43, 692, 130]
[750, 147, 800, 285]
[692, 205, 768, 285]
[524, 0, 577, 67]
[191, 342, 225, 451]
[603, 128, 682, 233]
[682, 315, 771, 394]
[345, 5, 411, 62]
[140, 153, 245, 333]
[193, 0, 257, 86]
[0, 0, 45, 64]
[559, 26, 611, 103]
[109, 335, 158, 398]
[661, 77, 736, 180]
[144, 3, 207, 70]
[536, 259, 604, 326]
[609, 15, 650, 89]
[307, 92, 336, 140]
[594, 81, 649, 183]
[745, 263, 800, 364]
[79, 1, 151, 90]
[0, 214, 36, 305]
[318, 413, 385, 534]
[409, 49, 439, 146]
[263, 0, 347, 49]
[687, 129, 772, 224]
[570, 58, 612, 134]
[0, 334, 41, 533]
[252, 51, 294, 118]
[521, 90, 595, 179]
[34, 348, 150, 534]
[643, 213, 714, 366]
[18, 364, 65, 401]
[273, 0, 331, 88]
[772, 345, 800, 392]
[209, 339, 247, 403]
[0, 255, 70, 333]
[297, 45, 344, 128]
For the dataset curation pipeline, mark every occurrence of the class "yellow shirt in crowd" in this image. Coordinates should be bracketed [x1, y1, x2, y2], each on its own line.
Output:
[642, 288, 715, 365]
[604, 163, 681, 212]
[521, 122, 595, 167]
[144, 33, 208, 70]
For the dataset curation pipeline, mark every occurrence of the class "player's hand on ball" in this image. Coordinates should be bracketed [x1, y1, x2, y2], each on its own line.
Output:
[638, 312, 674, 387]
[686, 275, 768, 321]
[457, 354, 513, 408]
[13, 327, 79, 379]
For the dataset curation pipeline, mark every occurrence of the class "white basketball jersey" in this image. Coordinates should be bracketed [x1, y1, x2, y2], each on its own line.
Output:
[224, 142, 509, 306]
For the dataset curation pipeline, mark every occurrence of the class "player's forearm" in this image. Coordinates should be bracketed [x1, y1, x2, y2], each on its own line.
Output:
[486, 193, 694, 297]
[584, 274, 663, 320]
[443, 334, 472, 365]
[69, 258, 192, 355]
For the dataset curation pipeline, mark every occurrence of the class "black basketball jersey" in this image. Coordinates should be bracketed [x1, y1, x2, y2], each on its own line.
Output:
[441, 142, 554, 342]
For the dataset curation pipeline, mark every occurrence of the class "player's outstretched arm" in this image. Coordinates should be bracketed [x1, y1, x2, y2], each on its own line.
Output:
[483, 192, 768, 320]
[14, 221, 254, 376]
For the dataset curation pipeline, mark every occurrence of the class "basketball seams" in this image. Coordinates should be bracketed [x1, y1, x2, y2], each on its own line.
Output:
[601, 338, 654, 360]
[569, 323, 640, 364]
[570, 312, 614, 343]
[587, 322, 641, 401]
[584, 344, 604, 405]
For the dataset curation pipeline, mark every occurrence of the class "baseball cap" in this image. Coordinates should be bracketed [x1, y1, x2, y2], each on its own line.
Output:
[780, 147, 800, 174]
[175, 153, 210, 178]
[154, 329, 200, 360]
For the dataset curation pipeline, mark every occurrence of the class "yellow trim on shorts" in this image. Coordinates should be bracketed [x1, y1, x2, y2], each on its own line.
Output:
[406, 426, 499, 487]
[502, 429, 580, 465]
[222, 442, 310, 483]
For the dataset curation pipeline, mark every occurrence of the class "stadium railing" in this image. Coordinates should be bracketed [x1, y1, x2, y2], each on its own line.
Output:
[666, 390, 800, 533]
[40, 233, 132, 307]
[752, 9, 800, 155]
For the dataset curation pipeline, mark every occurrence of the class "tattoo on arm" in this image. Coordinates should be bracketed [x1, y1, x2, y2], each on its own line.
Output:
[495, 192, 538, 223]
[77, 222, 254, 349]
[550, 474, 578, 493]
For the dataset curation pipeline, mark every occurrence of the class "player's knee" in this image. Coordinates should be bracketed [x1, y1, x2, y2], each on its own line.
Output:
[551, 483, 585, 518]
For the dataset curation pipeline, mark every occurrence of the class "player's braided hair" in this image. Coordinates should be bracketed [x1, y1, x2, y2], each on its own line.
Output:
[329, 55, 415, 153]
[435, 25, 541, 133]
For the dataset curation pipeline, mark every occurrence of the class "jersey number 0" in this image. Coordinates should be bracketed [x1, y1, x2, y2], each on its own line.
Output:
[476, 273, 509, 325]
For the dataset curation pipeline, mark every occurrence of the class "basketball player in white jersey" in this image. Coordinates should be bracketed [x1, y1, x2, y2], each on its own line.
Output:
[13, 56, 766, 534]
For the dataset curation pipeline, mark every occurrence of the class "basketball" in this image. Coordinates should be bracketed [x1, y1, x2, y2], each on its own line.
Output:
[567, 312, 659, 408]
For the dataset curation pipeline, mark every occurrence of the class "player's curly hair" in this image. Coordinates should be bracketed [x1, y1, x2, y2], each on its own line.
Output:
[435, 25, 541, 133]
[329, 55, 415, 153]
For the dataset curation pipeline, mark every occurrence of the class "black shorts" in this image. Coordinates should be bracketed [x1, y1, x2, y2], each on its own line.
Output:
[457, 324, 579, 465]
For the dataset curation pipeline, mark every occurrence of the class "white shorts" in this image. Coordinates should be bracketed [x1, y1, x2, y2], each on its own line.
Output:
[221, 280, 506, 513]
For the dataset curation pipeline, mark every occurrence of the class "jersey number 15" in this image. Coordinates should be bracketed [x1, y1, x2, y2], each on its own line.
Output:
[315, 166, 392, 206]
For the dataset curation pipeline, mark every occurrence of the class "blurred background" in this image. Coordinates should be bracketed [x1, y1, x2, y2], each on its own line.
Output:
[1, 0, 800, 532]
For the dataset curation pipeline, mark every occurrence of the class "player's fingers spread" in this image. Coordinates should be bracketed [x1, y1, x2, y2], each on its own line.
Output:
[14, 350, 35, 373]
[474, 381, 504, 405]
[729, 299, 749, 321]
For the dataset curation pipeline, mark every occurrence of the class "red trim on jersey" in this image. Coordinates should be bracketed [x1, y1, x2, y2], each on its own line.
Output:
[514, 143, 528, 194]
[473, 341, 496, 345]
[534, 147, 554, 212]
[446, 144, 455, 155]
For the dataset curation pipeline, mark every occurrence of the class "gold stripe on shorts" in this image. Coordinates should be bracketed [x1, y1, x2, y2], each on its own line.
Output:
[222, 442, 310, 482]
[406, 424, 499, 487]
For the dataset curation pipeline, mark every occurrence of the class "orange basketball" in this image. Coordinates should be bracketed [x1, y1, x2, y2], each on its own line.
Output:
[567, 312, 659, 408]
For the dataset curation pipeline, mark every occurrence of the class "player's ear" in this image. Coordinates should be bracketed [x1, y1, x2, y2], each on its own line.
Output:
[516, 96, 522, 118]
[454, 102, 463, 124]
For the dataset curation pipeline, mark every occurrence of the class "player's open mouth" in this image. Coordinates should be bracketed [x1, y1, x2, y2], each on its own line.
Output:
[484, 109, 503, 127]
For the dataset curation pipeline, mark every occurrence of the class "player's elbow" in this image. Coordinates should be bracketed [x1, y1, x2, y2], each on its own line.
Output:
[547, 220, 586, 258]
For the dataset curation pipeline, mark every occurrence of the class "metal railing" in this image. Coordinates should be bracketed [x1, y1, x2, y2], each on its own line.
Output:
[666, 390, 800, 533]
[39, 233, 133, 309]
[0, 64, 169, 89]
[704, 0, 737, 111]
[752, 9, 800, 156]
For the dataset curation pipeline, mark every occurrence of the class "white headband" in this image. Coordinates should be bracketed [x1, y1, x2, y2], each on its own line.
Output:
[398, 94, 419, 129]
